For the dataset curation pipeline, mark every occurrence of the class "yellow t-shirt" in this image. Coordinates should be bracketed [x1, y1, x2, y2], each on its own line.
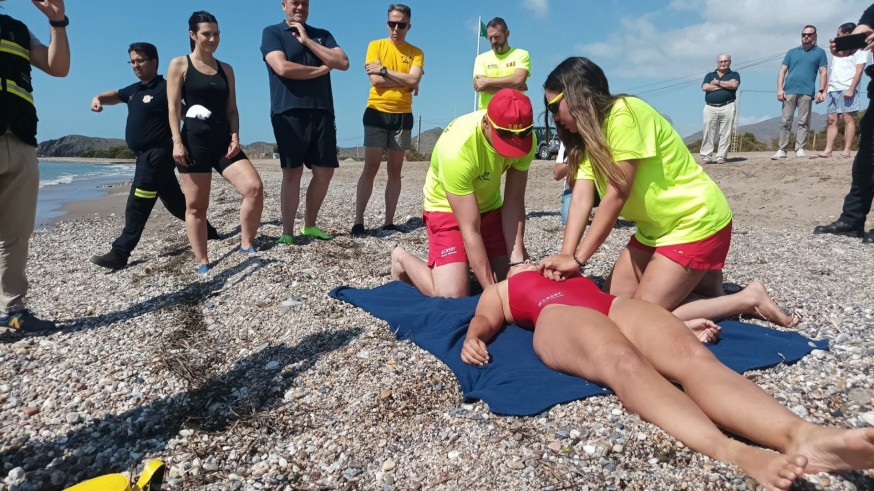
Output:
[424, 110, 535, 213]
[365, 38, 424, 114]
[575, 97, 732, 246]
[473, 47, 531, 110]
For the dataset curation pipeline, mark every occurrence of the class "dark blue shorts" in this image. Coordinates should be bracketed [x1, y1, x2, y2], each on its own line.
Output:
[271, 109, 339, 169]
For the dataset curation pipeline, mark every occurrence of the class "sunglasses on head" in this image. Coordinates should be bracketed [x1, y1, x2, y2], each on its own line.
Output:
[546, 92, 565, 114]
[387, 21, 408, 30]
[488, 115, 533, 138]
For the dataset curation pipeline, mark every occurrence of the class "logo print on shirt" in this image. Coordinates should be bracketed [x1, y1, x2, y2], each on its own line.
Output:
[477, 172, 491, 181]
[142, 95, 153, 104]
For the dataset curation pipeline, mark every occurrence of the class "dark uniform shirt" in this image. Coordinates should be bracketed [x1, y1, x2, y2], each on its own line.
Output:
[260, 22, 338, 115]
[702, 70, 740, 105]
[117, 75, 171, 152]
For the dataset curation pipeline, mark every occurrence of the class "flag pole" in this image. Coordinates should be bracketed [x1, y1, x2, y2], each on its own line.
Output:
[474, 16, 481, 111]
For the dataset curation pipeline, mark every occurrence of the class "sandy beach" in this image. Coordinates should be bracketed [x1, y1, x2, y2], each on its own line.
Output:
[1, 151, 872, 490]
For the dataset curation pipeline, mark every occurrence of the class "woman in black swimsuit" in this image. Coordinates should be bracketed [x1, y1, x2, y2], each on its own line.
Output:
[167, 11, 264, 275]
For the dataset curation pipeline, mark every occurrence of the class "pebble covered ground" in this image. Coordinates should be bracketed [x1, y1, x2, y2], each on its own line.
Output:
[1, 157, 872, 490]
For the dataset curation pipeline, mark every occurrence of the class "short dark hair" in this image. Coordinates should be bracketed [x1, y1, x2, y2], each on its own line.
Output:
[388, 4, 411, 19]
[839, 22, 857, 34]
[803, 24, 817, 33]
[486, 17, 508, 31]
[128, 42, 158, 64]
[188, 11, 219, 51]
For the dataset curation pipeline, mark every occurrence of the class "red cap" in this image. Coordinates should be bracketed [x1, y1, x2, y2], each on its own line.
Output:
[486, 89, 534, 158]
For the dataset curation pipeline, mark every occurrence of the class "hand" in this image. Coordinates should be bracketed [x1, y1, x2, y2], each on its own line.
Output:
[461, 337, 490, 366]
[776, 90, 786, 102]
[473, 75, 489, 91]
[683, 318, 721, 343]
[226, 139, 241, 159]
[518, 82, 528, 91]
[90, 97, 102, 113]
[538, 253, 578, 282]
[288, 21, 309, 44]
[365, 58, 384, 76]
[815, 92, 825, 104]
[844, 90, 854, 99]
[173, 141, 189, 167]
[31, 0, 65, 22]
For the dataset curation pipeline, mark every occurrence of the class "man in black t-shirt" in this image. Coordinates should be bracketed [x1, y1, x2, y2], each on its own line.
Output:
[699, 54, 740, 164]
[89, 42, 218, 270]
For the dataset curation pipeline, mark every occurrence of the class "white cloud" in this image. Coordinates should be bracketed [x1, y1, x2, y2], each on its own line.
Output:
[521, 0, 549, 19]
[577, 0, 870, 78]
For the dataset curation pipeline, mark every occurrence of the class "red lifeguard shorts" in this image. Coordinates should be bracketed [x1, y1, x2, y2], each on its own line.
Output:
[627, 221, 732, 270]
[424, 208, 506, 267]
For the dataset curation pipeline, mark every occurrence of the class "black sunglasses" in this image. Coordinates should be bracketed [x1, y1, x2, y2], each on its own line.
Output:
[487, 115, 533, 138]
[387, 21, 408, 30]
[546, 92, 565, 114]
[801, 32, 815, 37]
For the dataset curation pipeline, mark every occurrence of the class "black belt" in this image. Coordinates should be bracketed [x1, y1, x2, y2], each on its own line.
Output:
[706, 101, 735, 107]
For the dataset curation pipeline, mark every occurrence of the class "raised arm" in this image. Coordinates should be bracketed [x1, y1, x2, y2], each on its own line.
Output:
[28, 0, 70, 77]
[222, 62, 241, 158]
[460, 283, 508, 366]
[502, 167, 528, 263]
[90, 90, 121, 112]
[166, 56, 188, 167]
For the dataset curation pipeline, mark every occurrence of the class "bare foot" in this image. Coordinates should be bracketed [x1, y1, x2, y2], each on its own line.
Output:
[839, 152, 852, 158]
[742, 281, 798, 328]
[737, 449, 806, 491]
[684, 318, 721, 343]
[814, 152, 832, 159]
[789, 425, 874, 473]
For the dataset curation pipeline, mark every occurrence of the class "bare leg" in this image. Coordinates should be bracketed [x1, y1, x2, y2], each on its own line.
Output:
[692, 269, 724, 298]
[384, 149, 405, 226]
[280, 167, 303, 236]
[221, 159, 263, 250]
[821, 112, 838, 156]
[673, 280, 798, 327]
[633, 253, 708, 310]
[603, 246, 648, 299]
[390, 245, 470, 298]
[610, 298, 874, 474]
[179, 173, 211, 267]
[304, 165, 334, 229]
[841, 111, 856, 156]
[354, 147, 383, 227]
[534, 305, 806, 490]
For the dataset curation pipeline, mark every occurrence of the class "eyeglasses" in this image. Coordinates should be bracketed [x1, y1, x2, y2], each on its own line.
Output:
[127, 58, 151, 66]
[387, 21, 408, 30]
[546, 92, 565, 114]
[801, 32, 815, 37]
[717, 60, 731, 64]
[487, 115, 533, 138]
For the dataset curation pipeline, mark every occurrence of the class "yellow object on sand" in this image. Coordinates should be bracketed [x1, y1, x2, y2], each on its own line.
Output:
[64, 459, 164, 491]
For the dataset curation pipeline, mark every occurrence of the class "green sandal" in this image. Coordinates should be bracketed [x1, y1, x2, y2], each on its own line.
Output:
[300, 226, 332, 240]
[277, 234, 294, 245]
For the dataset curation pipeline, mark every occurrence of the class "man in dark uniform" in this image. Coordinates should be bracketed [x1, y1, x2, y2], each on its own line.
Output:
[0, 0, 69, 333]
[89, 42, 218, 270]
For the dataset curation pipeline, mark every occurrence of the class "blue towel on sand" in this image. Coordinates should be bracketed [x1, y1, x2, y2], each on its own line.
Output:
[330, 281, 829, 416]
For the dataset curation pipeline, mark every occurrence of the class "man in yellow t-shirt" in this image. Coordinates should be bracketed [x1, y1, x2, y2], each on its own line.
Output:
[473, 17, 530, 110]
[391, 89, 536, 298]
[352, 3, 425, 236]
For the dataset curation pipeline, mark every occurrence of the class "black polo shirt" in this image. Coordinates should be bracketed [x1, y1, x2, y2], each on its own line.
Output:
[117, 75, 171, 152]
[702, 70, 740, 105]
[260, 22, 338, 115]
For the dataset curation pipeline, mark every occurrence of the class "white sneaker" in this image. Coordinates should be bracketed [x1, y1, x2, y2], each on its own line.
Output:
[770, 150, 787, 160]
[795, 149, 806, 158]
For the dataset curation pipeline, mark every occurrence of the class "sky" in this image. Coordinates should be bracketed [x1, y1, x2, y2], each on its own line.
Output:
[9, 0, 873, 146]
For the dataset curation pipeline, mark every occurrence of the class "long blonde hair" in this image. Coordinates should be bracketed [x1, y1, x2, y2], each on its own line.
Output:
[543, 57, 626, 190]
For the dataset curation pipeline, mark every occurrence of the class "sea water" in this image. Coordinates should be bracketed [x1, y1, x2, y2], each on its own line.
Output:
[36, 161, 135, 226]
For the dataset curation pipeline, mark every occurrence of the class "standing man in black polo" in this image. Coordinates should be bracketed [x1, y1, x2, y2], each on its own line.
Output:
[0, 0, 69, 333]
[699, 54, 740, 164]
[88, 43, 219, 270]
[260, 0, 350, 245]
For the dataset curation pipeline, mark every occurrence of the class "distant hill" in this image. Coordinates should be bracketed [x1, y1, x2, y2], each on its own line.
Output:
[37, 135, 127, 158]
[683, 113, 827, 144]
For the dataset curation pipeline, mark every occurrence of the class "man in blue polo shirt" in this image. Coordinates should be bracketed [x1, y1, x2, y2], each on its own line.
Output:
[260, 0, 350, 245]
[89, 43, 218, 270]
[772, 25, 828, 160]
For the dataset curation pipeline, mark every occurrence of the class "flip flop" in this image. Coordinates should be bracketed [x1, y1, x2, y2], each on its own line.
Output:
[300, 226, 332, 240]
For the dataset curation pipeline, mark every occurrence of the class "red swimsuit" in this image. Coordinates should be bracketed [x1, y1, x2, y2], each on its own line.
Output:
[508, 271, 616, 329]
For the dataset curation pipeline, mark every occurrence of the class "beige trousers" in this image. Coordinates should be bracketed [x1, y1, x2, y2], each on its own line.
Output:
[700, 102, 736, 160]
[0, 133, 39, 313]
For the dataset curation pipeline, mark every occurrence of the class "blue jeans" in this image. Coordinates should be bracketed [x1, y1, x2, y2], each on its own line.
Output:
[561, 188, 572, 225]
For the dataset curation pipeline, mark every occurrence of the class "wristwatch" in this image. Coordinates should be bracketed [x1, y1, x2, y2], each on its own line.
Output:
[49, 15, 69, 28]
[379, 67, 388, 77]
